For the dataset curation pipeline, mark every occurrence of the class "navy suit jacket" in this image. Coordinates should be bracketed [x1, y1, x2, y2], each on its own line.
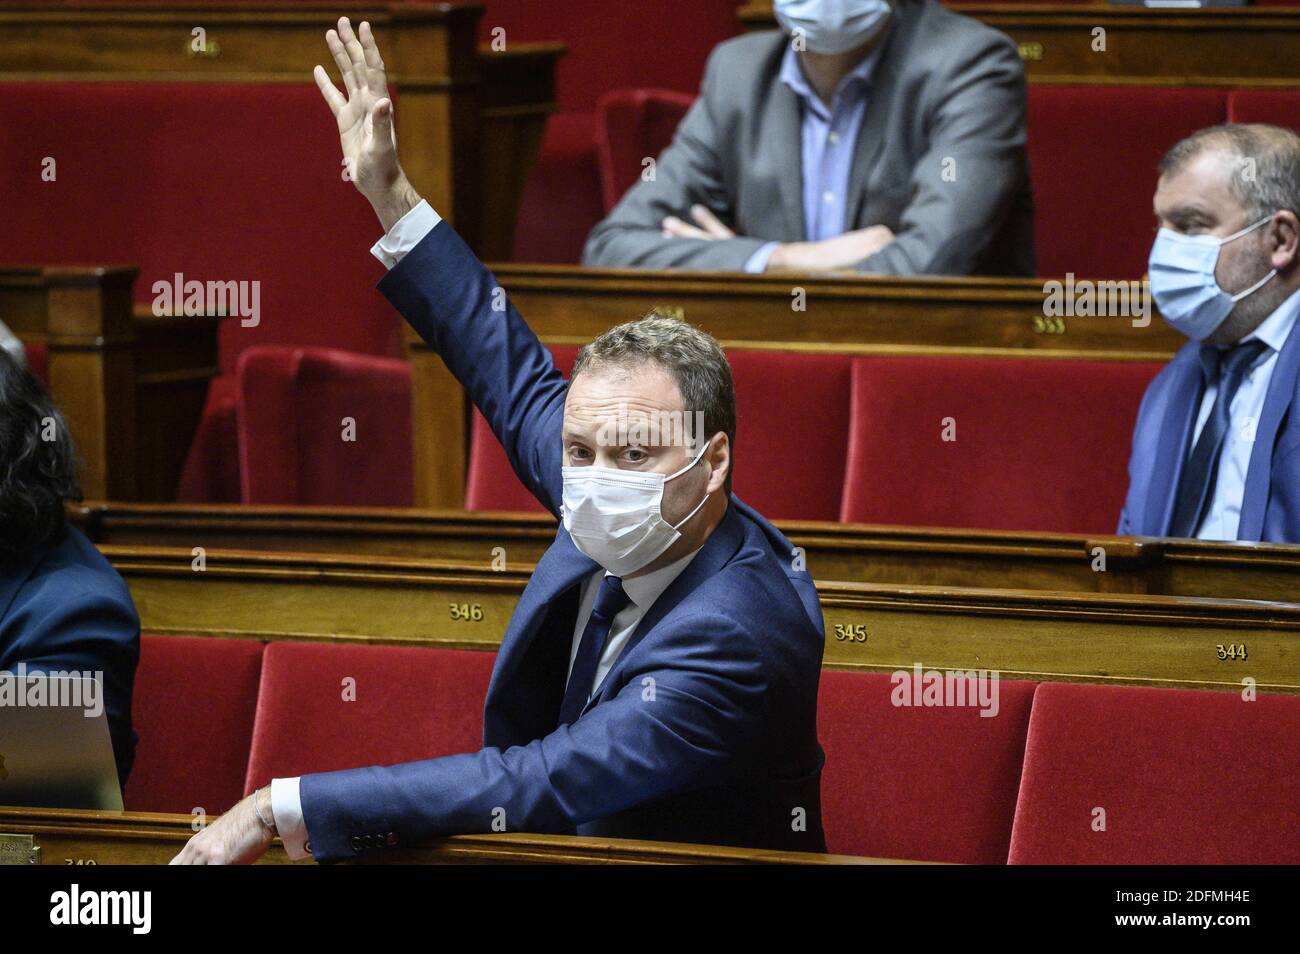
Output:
[1118, 328, 1300, 542]
[299, 222, 828, 860]
[0, 524, 140, 786]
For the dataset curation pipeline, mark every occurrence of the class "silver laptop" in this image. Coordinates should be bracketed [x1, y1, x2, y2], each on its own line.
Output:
[0, 673, 124, 811]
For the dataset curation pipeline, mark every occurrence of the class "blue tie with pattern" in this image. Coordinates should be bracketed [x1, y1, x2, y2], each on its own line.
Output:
[557, 575, 632, 727]
[1169, 339, 1268, 537]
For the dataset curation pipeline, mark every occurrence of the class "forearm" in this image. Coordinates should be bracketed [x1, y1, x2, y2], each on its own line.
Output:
[583, 224, 768, 271]
[368, 176, 423, 233]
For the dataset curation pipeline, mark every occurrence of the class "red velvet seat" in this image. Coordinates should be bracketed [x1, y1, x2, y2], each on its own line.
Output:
[483, 1, 738, 263]
[465, 348, 852, 521]
[1009, 682, 1300, 864]
[464, 344, 580, 512]
[1027, 86, 1227, 277]
[1227, 89, 1300, 129]
[243, 642, 497, 794]
[818, 670, 1037, 863]
[512, 112, 606, 264]
[840, 355, 1163, 533]
[235, 345, 413, 506]
[235, 345, 410, 509]
[124, 636, 264, 815]
[596, 88, 696, 212]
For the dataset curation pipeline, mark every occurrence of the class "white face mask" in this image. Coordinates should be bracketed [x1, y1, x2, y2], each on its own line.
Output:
[561, 441, 711, 577]
[773, 0, 893, 56]
[1148, 214, 1278, 341]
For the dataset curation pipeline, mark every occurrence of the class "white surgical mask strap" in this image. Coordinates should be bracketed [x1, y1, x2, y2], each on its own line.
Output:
[664, 439, 710, 483]
[671, 487, 711, 532]
[665, 440, 712, 531]
[1230, 267, 1278, 303]
[1221, 213, 1279, 303]
[1222, 213, 1274, 245]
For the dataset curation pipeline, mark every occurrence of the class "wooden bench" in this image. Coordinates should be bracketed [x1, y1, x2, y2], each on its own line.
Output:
[104, 544, 1300, 693]
[0, 807, 872, 865]
[75, 502, 1300, 603]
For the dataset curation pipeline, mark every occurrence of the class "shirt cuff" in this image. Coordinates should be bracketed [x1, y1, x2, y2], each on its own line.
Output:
[743, 241, 781, 274]
[270, 776, 312, 861]
[369, 199, 443, 269]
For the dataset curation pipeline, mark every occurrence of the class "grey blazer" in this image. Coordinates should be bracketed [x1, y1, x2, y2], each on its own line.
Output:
[581, 0, 1034, 276]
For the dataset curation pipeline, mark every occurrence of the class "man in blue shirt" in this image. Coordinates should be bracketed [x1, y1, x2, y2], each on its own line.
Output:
[583, 0, 1034, 276]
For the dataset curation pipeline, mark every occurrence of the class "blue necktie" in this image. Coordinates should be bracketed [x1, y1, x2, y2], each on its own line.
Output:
[557, 575, 632, 727]
[1169, 339, 1268, 537]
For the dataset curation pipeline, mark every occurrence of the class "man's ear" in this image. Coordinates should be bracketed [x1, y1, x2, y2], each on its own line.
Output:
[704, 432, 731, 494]
[1270, 211, 1300, 273]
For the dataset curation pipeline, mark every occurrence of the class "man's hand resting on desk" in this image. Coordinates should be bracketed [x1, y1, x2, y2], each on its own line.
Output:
[170, 789, 276, 865]
[661, 206, 894, 272]
[313, 16, 422, 230]
[765, 226, 895, 272]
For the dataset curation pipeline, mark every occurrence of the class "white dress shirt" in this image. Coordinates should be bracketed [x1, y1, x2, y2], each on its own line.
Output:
[1190, 288, 1300, 541]
[271, 200, 702, 858]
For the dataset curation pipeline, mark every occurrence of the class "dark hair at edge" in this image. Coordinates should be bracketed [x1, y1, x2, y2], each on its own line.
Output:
[0, 348, 80, 564]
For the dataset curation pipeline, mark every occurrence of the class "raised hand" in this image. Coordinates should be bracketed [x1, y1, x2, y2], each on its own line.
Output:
[314, 16, 421, 229]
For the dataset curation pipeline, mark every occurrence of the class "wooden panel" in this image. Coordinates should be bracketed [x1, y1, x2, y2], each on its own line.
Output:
[74, 502, 1300, 603]
[739, 2, 1300, 86]
[0, 807, 871, 865]
[491, 265, 1181, 359]
[104, 544, 1300, 693]
[0, 269, 219, 501]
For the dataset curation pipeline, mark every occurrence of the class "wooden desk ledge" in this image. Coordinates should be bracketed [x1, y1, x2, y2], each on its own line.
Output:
[0, 807, 889, 865]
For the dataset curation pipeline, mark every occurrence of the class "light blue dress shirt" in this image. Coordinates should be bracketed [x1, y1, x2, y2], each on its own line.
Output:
[744, 42, 883, 273]
[1191, 287, 1300, 540]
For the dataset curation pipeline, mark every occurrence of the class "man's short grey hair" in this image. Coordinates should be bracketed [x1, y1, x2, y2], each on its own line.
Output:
[1159, 123, 1300, 223]
[571, 313, 736, 492]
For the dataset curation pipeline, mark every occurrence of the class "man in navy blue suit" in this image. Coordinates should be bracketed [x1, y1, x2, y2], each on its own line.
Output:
[173, 17, 826, 864]
[0, 350, 140, 788]
[1122, 123, 1300, 542]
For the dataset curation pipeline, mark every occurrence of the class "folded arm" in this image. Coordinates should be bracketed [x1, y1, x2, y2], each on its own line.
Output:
[581, 49, 770, 271]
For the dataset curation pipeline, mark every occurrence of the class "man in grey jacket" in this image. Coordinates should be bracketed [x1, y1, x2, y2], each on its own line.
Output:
[582, 0, 1034, 276]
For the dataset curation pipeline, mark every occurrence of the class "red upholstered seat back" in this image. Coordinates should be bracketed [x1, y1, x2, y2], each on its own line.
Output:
[840, 356, 1163, 532]
[465, 345, 580, 513]
[0, 83, 398, 374]
[243, 642, 497, 793]
[1027, 86, 1227, 277]
[1227, 89, 1300, 128]
[1009, 682, 1300, 864]
[124, 636, 264, 815]
[818, 670, 1036, 863]
[596, 89, 696, 212]
[235, 345, 413, 506]
[465, 348, 852, 521]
